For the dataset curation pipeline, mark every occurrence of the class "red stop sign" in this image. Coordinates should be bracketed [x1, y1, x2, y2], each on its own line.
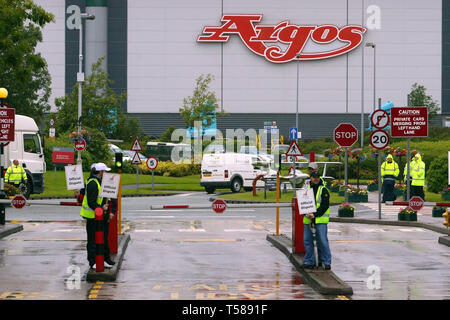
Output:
[212, 199, 226, 214]
[409, 196, 424, 211]
[74, 138, 86, 151]
[12, 195, 27, 209]
[334, 123, 358, 147]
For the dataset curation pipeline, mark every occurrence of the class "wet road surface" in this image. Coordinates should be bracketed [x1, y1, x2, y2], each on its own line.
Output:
[0, 194, 448, 300]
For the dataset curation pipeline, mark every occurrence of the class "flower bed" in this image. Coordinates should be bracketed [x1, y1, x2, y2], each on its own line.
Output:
[329, 180, 343, 193]
[348, 187, 368, 203]
[442, 188, 450, 201]
[398, 207, 417, 221]
[338, 203, 355, 217]
[394, 184, 406, 197]
[367, 179, 378, 192]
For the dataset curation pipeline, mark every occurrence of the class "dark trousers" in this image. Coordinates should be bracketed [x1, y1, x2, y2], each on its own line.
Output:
[411, 186, 425, 200]
[382, 179, 396, 202]
[85, 216, 111, 266]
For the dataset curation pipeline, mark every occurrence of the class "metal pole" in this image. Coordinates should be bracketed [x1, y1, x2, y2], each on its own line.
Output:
[378, 98, 382, 219]
[361, 0, 365, 149]
[406, 94, 411, 201]
[344, 147, 348, 203]
[276, 170, 280, 236]
[77, 20, 83, 165]
[152, 170, 154, 192]
[136, 164, 139, 192]
[296, 53, 300, 133]
[373, 45, 376, 113]
[0, 98, 5, 225]
[346, 0, 349, 114]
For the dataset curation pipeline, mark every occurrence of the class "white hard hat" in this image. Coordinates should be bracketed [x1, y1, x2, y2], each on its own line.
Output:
[91, 162, 111, 172]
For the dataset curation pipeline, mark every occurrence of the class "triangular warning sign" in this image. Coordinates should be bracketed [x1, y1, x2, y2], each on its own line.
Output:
[131, 138, 142, 151]
[131, 152, 141, 164]
[286, 141, 303, 156]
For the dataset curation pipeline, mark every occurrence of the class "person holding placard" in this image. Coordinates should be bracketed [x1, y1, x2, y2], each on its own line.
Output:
[302, 171, 331, 270]
[80, 163, 116, 269]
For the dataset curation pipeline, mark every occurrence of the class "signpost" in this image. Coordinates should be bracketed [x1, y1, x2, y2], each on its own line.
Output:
[334, 123, 358, 203]
[370, 103, 390, 220]
[0, 100, 15, 224]
[390, 104, 428, 201]
[146, 157, 158, 191]
[286, 141, 303, 196]
[131, 138, 143, 192]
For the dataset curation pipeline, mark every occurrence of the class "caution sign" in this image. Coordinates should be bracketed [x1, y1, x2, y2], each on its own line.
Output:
[131, 152, 141, 165]
[99, 173, 121, 199]
[0, 106, 15, 143]
[131, 137, 143, 151]
[65, 164, 84, 190]
[390, 107, 428, 137]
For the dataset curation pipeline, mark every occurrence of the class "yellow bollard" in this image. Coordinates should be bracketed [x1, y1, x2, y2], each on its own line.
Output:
[276, 171, 280, 236]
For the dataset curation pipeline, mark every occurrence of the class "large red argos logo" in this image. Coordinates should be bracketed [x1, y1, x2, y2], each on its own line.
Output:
[197, 15, 366, 63]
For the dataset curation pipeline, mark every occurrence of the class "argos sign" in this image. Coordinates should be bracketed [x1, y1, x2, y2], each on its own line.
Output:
[197, 15, 366, 63]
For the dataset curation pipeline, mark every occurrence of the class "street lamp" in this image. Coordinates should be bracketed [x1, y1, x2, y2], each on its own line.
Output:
[0, 88, 7, 225]
[295, 52, 300, 140]
[77, 13, 95, 165]
[366, 42, 376, 112]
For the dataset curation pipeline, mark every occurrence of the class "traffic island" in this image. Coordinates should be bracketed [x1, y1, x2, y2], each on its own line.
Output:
[0, 223, 23, 239]
[266, 234, 353, 296]
[86, 233, 131, 282]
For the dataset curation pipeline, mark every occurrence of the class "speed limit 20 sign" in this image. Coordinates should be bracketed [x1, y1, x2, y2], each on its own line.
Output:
[370, 130, 389, 150]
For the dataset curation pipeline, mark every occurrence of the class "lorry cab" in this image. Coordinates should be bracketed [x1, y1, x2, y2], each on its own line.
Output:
[200, 153, 275, 194]
[5, 115, 46, 197]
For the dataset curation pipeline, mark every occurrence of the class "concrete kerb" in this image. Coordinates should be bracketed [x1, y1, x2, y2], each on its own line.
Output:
[31, 192, 182, 200]
[0, 223, 23, 239]
[86, 233, 131, 282]
[438, 235, 450, 247]
[266, 234, 353, 296]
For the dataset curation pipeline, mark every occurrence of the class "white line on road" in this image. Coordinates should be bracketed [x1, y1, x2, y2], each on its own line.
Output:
[126, 209, 257, 213]
[134, 229, 161, 233]
[178, 229, 206, 232]
[224, 229, 258, 232]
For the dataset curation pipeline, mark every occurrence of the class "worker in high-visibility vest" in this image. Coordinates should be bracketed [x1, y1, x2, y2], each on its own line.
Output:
[381, 154, 399, 202]
[411, 153, 426, 200]
[80, 163, 116, 269]
[302, 171, 331, 270]
[5, 160, 27, 187]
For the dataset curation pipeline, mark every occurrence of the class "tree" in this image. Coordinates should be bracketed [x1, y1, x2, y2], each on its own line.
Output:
[408, 83, 440, 120]
[52, 57, 143, 141]
[179, 74, 226, 135]
[0, 0, 54, 124]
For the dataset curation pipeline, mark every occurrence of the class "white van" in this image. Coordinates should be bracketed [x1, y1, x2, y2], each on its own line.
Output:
[200, 153, 276, 193]
[5, 115, 46, 198]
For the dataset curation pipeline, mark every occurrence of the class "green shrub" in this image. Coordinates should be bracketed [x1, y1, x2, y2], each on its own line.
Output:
[138, 161, 200, 177]
[426, 155, 448, 193]
[5, 184, 20, 197]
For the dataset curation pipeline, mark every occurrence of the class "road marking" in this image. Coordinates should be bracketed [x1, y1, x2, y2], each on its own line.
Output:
[134, 229, 161, 233]
[160, 238, 238, 242]
[134, 209, 256, 213]
[53, 229, 75, 232]
[357, 228, 386, 233]
[399, 228, 425, 232]
[333, 240, 380, 243]
[224, 229, 253, 232]
[178, 229, 206, 232]
[337, 295, 350, 300]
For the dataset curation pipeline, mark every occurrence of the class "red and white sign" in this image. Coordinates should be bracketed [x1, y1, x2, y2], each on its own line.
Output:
[212, 199, 226, 214]
[131, 152, 141, 165]
[74, 138, 86, 151]
[334, 123, 358, 147]
[0, 106, 15, 143]
[146, 157, 158, 170]
[409, 196, 424, 211]
[371, 109, 390, 130]
[286, 141, 303, 157]
[198, 15, 366, 63]
[11, 195, 27, 209]
[390, 107, 428, 137]
[131, 138, 143, 151]
[52, 147, 74, 164]
[370, 130, 389, 150]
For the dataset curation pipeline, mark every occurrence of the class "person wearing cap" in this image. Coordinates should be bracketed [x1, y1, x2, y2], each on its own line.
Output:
[80, 163, 116, 269]
[380, 154, 399, 203]
[410, 153, 426, 200]
[5, 159, 27, 188]
[307, 162, 325, 186]
[302, 171, 332, 270]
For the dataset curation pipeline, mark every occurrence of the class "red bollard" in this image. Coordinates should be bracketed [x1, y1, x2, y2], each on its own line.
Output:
[108, 202, 118, 254]
[94, 207, 104, 272]
[292, 197, 305, 254]
[310, 152, 315, 163]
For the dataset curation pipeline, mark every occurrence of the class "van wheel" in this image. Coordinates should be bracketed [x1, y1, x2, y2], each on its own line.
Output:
[19, 182, 31, 199]
[205, 186, 216, 194]
[231, 178, 242, 193]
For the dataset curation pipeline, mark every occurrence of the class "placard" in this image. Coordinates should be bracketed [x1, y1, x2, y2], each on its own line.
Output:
[99, 172, 120, 199]
[390, 107, 428, 137]
[65, 164, 84, 190]
[296, 188, 316, 214]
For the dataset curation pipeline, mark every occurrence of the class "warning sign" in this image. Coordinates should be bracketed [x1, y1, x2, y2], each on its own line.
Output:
[0, 106, 15, 143]
[390, 107, 428, 137]
[131, 138, 142, 151]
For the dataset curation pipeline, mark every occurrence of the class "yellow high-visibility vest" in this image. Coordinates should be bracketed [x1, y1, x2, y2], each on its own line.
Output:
[303, 185, 330, 225]
[5, 164, 27, 184]
[80, 178, 103, 219]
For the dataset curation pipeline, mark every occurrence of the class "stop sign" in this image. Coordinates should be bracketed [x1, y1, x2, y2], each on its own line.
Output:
[334, 123, 358, 147]
[409, 196, 424, 211]
[74, 138, 86, 151]
[212, 199, 226, 214]
[11, 195, 27, 209]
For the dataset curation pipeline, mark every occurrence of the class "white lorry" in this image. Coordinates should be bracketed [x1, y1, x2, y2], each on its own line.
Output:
[3, 114, 46, 198]
[200, 153, 276, 193]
